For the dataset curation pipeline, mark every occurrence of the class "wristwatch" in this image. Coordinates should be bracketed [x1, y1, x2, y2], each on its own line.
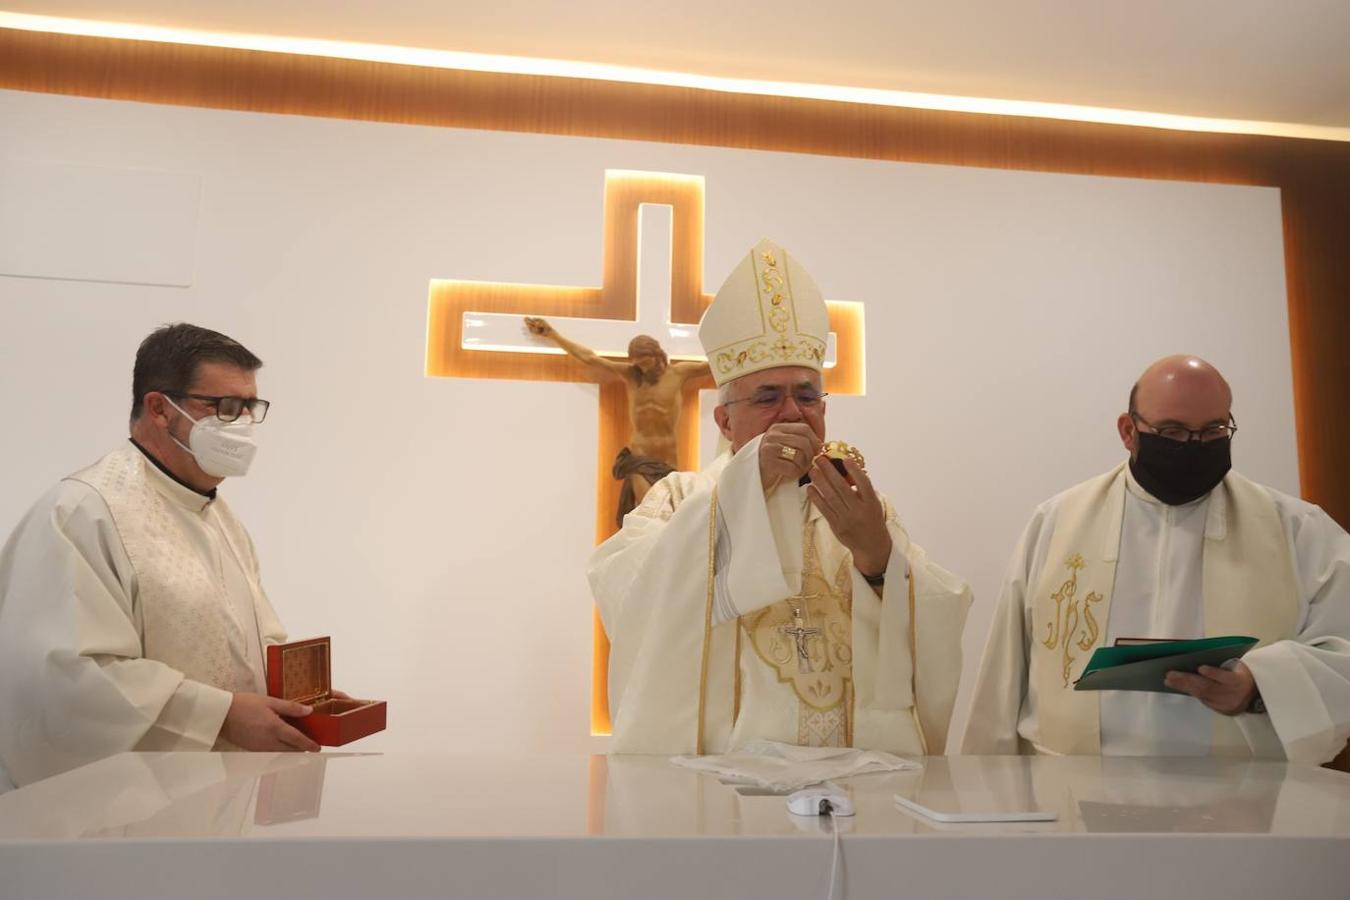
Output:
[1247, 691, 1267, 715]
[862, 571, 886, 588]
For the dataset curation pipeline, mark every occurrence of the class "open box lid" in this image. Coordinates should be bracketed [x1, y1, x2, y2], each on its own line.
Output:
[270, 636, 332, 706]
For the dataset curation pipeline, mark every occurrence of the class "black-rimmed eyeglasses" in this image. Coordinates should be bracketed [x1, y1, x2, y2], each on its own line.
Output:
[1131, 412, 1236, 443]
[165, 392, 271, 423]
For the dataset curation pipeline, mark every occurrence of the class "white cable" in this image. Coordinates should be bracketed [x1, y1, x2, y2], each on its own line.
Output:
[825, 804, 842, 900]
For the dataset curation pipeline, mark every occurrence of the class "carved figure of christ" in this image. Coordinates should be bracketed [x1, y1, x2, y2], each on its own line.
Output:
[523, 317, 710, 509]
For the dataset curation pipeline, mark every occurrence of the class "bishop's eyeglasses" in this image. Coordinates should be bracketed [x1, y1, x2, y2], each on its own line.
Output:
[165, 392, 271, 423]
[1130, 412, 1236, 443]
[722, 388, 829, 412]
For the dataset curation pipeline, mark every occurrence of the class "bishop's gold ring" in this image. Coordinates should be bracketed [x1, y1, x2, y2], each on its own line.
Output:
[778, 445, 799, 462]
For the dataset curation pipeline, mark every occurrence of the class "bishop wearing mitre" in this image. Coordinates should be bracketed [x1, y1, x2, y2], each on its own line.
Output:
[589, 239, 972, 755]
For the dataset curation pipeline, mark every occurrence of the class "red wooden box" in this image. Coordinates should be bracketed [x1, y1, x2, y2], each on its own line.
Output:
[266, 636, 386, 746]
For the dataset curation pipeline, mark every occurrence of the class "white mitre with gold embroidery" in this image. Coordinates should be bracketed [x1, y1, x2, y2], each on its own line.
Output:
[699, 239, 829, 386]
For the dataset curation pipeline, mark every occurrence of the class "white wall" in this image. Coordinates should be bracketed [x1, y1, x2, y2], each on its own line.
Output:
[0, 89, 1295, 753]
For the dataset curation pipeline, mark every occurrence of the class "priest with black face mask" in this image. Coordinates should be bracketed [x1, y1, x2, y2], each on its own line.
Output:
[962, 355, 1350, 764]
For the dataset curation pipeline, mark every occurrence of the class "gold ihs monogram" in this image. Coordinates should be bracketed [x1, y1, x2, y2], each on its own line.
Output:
[1041, 553, 1104, 687]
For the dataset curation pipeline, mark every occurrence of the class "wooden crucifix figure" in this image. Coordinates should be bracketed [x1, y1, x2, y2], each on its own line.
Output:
[524, 318, 710, 523]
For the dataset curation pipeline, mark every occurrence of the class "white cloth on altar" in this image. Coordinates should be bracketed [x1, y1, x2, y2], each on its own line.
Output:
[589, 434, 972, 755]
[671, 739, 919, 791]
[961, 465, 1350, 763]
[0, 444, 284, 787]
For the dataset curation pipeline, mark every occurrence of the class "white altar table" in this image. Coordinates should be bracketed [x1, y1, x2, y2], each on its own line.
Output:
[2, 752, 1348, 900]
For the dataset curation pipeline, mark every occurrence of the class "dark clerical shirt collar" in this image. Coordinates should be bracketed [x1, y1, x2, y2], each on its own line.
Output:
[129, 438, 217, 502]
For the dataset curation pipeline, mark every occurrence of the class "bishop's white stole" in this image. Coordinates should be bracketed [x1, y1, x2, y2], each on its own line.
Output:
[1030, 463, 1300, 755]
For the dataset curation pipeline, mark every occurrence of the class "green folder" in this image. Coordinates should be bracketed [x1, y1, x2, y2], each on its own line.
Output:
[1073, 636, 1258, 694]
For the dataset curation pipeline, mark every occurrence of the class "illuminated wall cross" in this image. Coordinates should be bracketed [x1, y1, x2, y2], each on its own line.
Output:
[426, 170, 865, 734]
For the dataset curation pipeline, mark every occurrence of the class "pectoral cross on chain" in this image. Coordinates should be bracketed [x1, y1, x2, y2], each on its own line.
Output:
[780, 602, 822, 674]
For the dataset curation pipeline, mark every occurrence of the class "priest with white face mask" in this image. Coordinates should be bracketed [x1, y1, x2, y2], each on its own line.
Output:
[0, 323, 319, 791]
[961, 355, 1350, 765]
[590, 240, 972, 756]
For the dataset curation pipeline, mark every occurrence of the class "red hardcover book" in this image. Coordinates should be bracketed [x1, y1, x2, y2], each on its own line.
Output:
[265, 636, 387, 746]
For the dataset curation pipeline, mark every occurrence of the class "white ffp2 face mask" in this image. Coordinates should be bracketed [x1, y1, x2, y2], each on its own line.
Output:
[165, 396, 258, 478]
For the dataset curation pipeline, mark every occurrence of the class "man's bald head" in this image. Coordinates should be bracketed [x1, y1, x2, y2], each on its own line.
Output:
[1119, 355, 1233, 456]
[1130, 356, 1232, 418]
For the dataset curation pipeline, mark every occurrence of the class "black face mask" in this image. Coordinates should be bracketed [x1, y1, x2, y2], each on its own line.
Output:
[1129, 432, 1232, 506]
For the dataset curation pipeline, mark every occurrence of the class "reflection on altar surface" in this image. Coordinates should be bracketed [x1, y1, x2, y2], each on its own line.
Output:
[597, 752, 1346, 837]
[3, 751, 1349, 900]
[3, 750, 1349, 840]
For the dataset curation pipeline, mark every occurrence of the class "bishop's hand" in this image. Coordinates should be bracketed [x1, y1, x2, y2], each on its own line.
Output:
[806, 456, 892, 579]
[758, 423, 821, 491]
[220, 692, 321, 752]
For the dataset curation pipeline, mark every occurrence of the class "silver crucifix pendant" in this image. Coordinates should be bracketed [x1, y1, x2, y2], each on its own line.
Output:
[780, 606, 822, 674]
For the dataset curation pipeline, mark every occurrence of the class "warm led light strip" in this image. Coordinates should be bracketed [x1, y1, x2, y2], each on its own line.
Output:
[4, 11, 1347, 143]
